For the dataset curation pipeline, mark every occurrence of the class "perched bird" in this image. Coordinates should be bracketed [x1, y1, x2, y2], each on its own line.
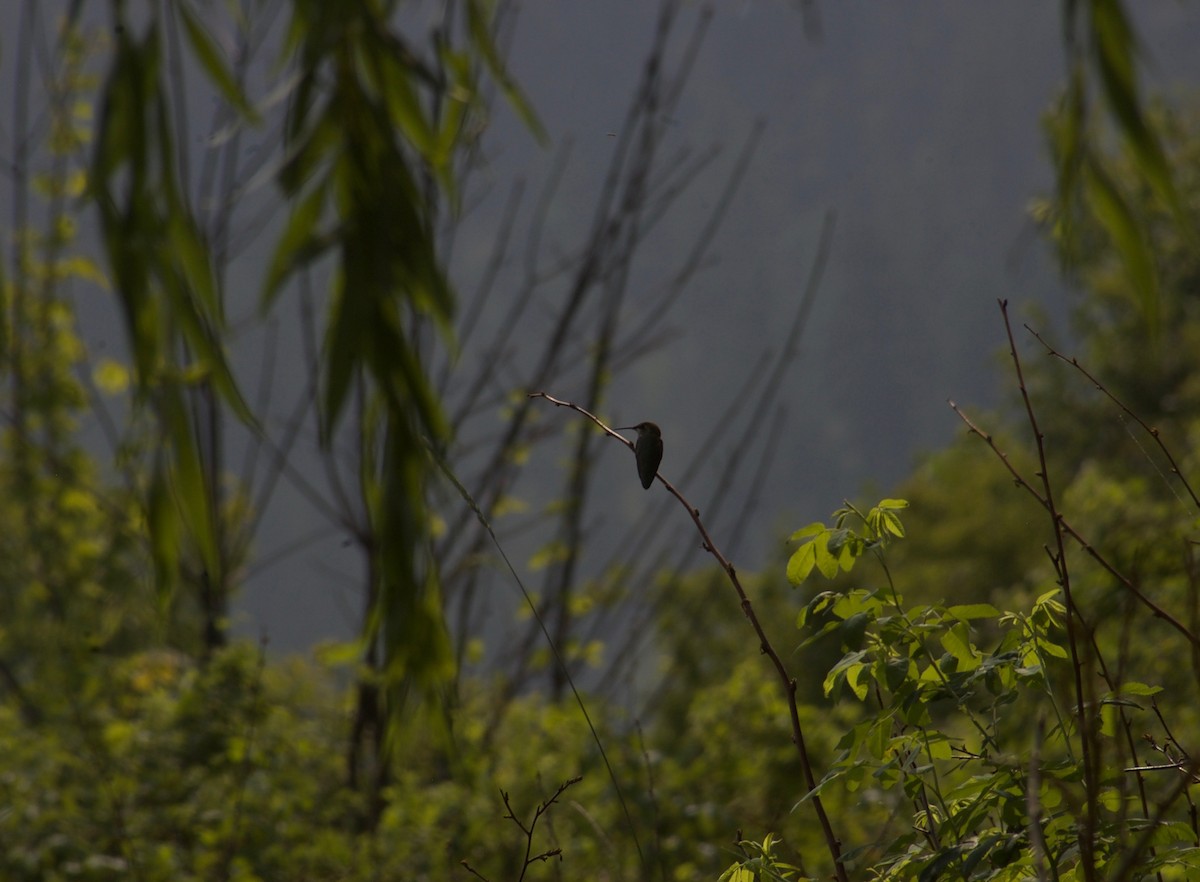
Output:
[616, 422, 663, 490]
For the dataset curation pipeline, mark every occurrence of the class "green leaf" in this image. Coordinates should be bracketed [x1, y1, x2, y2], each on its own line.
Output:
[158, 252, 255, 427]
[380, 57, 437, 161]
[866, 498, 908, 540]
[435, 50, 474, 182]
[162, 389, 222, 585]
[825, 650, 869, 701]
[814, 535, 840, 579]
[961, 834, 1005, 877]
[786, 541, 817, 585]
[831, 588, 884, 620]
[177, 1, 261, 123]
[1117, 681, 1163, 697]
[840, 611, 870, 650]
[320, 272, 367, 440]
[792, 764, 847, 808]
[371, 426, 455, 723]
[1052, 66, 1087, 241]
[1084, 156, 1160, 336]
[788, 521, 826, 542]
[261, 178, 332, 309]
[923, 732, 953, 761]
[865, 718, 890, 759]
[466, 0, 547, 146]
[940, 622, 980, 671]
[279, 92, 337, 194]
[837, 537, 860, 572]
[1038, 636, 1070, 660]
[796, 591, 839, 630]
[946, 603, 1001, 621]
[1091, 0, 1181, 221]
[882, 657, 915, 692]
[880, 510, 905, 538]
[148, 458, 182, 603]
[825, 526, 852, 553]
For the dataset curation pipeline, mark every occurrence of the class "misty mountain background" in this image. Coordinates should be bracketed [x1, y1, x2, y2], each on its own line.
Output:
[4, 1, 1199, 652]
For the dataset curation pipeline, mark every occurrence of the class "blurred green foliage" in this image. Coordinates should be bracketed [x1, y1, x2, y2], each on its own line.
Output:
[4, 1, 1200, 881]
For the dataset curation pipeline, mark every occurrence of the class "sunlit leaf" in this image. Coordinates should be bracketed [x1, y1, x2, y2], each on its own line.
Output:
[946, 603, 1001, 621]
[814, 537, 840, 579]
[788, 522, 826, 542]
[824, 650, 869, 700]
[1116, 681, 1162, 697]
[880, 510, 905, 538]
[787, 541, 817, 585]
[940, 622, 981, 671]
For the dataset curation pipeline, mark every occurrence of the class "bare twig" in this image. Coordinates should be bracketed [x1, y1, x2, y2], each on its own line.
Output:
[1108, 755, 1200, 882]
[1027, 717, 1050, 882]
[596, 213, 834, 698]
[459, 859, 491, 882]
[635, 720, 668, 882]
[432, 454, 645, 869]
[460, 2, 742, 709]
[1000, 299, 1094, 877]
[460, 775, 582, 882]
[505, 776, 580, 879]
[528, 390, 849, 882]
[214, 632, 271, 880]
[948, 400, 1200, 649]
[1025, 325, 1200, 511]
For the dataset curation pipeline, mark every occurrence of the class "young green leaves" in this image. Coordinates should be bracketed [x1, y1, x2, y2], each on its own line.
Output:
[786, 498, 909, 585]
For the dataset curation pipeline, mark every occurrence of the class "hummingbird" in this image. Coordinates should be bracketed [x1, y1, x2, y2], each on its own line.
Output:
[616, 422, 663, 490]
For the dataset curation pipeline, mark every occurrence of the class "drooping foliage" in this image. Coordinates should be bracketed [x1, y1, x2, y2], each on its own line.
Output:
[3, 1, 1200, 880]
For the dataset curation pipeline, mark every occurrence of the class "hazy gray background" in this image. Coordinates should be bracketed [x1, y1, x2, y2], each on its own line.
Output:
[4, 2, 1200, 652]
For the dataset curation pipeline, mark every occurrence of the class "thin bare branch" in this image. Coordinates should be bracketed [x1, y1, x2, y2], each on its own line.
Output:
[948, 400, 1200, 648]
[996, 300, 1089, 877]
[1026, 324, 1200, 511]
[529, 390, 850, 882]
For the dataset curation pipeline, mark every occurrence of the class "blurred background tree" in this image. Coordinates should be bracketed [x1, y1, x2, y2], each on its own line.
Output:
[1, 0, 1199, 880]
